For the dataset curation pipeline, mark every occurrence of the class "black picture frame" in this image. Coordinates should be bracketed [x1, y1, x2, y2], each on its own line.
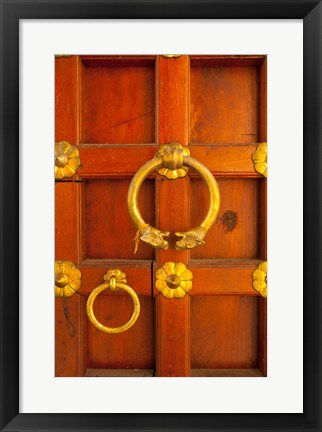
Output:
[1, 1, 321, 431]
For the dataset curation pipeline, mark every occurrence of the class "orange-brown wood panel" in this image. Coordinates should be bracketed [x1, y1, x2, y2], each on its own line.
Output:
[155, 56, 191, 376]
[191, 295, 259, 369]
[55, 56, 84, 377]
[259, 58, 267, 376]
[259, 297, 267, 375]
[77, 144, 262, 178]
[190, 65, 260, 144]
[84, 178, 155, 260]
[155, 176, 190, 264]
[187, 260, 261, 296]
[55, 183, 84, 376]
[55, 56, 80, 145]
[260, 58, 267, 142]
[189, 144, 261, 177]
[81, 60, 155, 144]
[77, 145, 158, 177]
[191, 369, 263, 377]
[190, 55, 266, 67]
[86, 295, 155, 369]
[258, 178, 267, 376]
[55, 296, 84, 376]
[191, 178, 260, 259]
[259, 180, 267, 259]
[55, 182, 83, 265]
[156, 295, 190, 377]
[156, 56, 189, 144]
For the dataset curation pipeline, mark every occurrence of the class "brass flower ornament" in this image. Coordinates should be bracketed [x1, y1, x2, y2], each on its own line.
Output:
[55, 260, 81, 297]
[252, 142, 267, 177]
[252, 261, 267, 298]
[156, 262, 193, 299]
[55, 141, 80, 179]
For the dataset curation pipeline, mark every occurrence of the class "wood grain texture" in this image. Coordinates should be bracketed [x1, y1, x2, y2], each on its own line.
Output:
[191, 295, 259, 369]
[259, 297, 267, 376]
[190, 56, 266, 68]
[77, 144, 261, 178]
[55, 182, 83, 264]
[81, 56, 155, 68]
[260, 58, 267, 141]
[188, 260, 261, 296]
[81, 63, 155, 144]
[155, 176, 190, 264]
[84, 179, 155, 260]
[85, 369, 154, 377]
[191, 368, 263, 377]
[156, 295, 190, 377]
[156, 55, 190, 145]
[55, 56, 80, 144]
[77, 145, 158, 178]
[55, 296, 84, 376]
[259, 183, 267, 376]
[191, 178, 260, 259]
[155, 56, 191, 376]
[188, 144, 260, 177]
[55, 57, 83, 377]
[260, 179, 267, 259]
[190, 66, 260, 144]
[86, 295, 155, 369]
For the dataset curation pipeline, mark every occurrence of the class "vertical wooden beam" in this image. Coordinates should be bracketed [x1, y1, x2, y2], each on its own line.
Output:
[55, 56, 84, 376]
[55, 56, 81, 145]
[259, 57, 267, 143]
[259, 58, 267, 376]
[155, 56, 191, 376]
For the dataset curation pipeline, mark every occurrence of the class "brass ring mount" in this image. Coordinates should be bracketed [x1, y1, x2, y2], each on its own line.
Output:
[86, 269, 140, 334]
[127, 143, 220, 252]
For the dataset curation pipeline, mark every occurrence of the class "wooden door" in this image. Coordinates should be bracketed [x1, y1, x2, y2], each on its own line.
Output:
[55, 55, 267, 377]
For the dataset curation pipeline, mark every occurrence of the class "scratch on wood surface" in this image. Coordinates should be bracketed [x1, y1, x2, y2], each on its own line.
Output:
[106, 109, 154, 130]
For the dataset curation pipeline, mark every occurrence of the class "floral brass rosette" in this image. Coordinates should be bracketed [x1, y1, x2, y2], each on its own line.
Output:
[252, 261, 267, 298]
[55, 260, 81, 297]
[55, 141, 80, 179]
[252, 143, 267, 177]
[156, 262, 193, 299]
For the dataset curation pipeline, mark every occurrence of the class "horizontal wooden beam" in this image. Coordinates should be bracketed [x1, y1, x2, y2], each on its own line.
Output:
[153, 259, 261, 296]
[76, 144, 261, 178]
[85, 368, 154, 377]
[191, 368, 263, 377]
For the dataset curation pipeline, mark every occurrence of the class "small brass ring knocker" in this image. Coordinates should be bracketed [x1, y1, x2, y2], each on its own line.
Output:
[127, 143, 220, 252]
[86, 269, 140, 334]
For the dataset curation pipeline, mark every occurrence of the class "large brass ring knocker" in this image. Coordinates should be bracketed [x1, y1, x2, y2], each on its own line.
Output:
[127, 143, 220, 252]
[86, 269, 140, 334]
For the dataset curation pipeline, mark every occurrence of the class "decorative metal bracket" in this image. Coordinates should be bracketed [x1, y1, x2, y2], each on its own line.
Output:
[252, 261, 267, 298]
[252, 142, 267, 177]
[55, 141, 80, 179]
[55, 260, 81, 297]
[156, 143, 190, 179]
[155, 262, 193, 299]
